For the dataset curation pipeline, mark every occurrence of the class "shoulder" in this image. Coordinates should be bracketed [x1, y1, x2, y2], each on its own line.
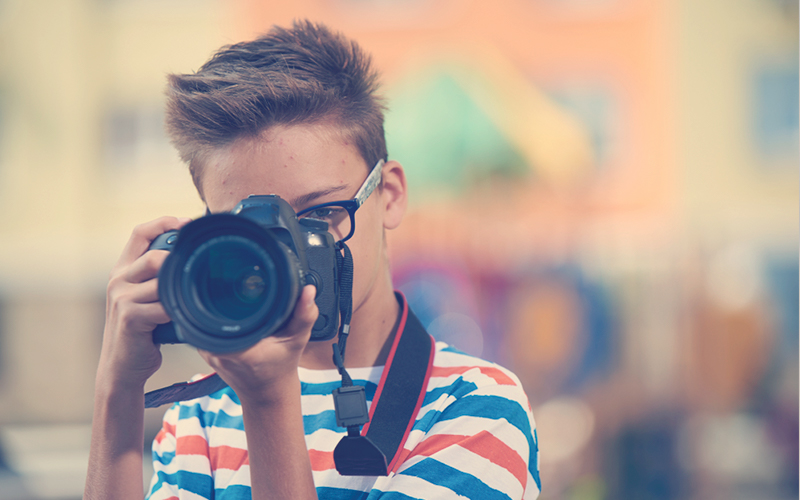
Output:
[394, 343, 541, 498]
[423, 343, 533, 435]
[428, 342, 531, 409]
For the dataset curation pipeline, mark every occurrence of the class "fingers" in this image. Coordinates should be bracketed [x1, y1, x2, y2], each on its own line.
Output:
[116, 216, 192, 270]
[124, 250, 168, 284]
[106, 291, 170, 336]
[120, 302, 171, 335]
[106, 277, 162, 313]
[97, 217, 191, 387]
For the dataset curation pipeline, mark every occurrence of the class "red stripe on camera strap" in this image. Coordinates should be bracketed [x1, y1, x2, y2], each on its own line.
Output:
[363, 292, 435, 473]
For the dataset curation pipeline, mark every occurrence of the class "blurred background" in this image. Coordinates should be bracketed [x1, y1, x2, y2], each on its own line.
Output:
[0, 0, 796, 499]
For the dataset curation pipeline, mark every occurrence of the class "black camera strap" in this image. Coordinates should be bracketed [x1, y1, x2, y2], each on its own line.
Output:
[332, 290, 434, 475]
[332, 243, 354, 371]
[144, 372, 227, 408]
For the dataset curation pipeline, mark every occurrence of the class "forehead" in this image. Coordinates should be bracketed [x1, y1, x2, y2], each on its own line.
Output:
[199, 123, 368, 212]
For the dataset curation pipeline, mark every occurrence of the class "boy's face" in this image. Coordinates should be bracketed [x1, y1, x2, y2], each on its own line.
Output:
[199, 123, 394, 315]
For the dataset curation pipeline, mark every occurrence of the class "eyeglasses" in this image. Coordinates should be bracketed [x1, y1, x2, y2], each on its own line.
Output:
[296, 159, 384, 247]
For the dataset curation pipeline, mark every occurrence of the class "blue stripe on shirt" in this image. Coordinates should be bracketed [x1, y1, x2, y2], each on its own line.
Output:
[421, 379, 478, 406]
[152, 448, 175, 467]
[365, 489, 421, 500]
[216, 484, 252, 499]
[303, 409, 340, 431]
[147, 470, 212, 499]
[302, 380, 379, 397]
[178, 403, 245, 430]
[402, 457, 512, 500]
[438, 395, 532, 436]
[316, 486, 371, 500]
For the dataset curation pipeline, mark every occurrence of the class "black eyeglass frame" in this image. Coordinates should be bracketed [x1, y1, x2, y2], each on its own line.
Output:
[295, 159, 385, 249]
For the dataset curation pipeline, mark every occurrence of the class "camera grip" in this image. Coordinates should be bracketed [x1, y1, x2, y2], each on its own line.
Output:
[149, 230, 179, 251]
[153, 322, 181, 344]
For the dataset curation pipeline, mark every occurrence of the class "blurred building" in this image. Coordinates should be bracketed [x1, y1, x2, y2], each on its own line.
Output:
[0, 0, 796, 499]
[0, 1, 233, 497]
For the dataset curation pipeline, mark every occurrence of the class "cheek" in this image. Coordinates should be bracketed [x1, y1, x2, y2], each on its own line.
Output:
[347, 208, 384, 295]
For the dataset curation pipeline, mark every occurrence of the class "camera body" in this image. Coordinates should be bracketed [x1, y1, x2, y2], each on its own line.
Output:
[150, 195, 339, 353]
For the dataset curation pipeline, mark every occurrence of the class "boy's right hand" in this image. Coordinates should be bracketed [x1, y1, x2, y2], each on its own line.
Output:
[97, 216, 192, 391]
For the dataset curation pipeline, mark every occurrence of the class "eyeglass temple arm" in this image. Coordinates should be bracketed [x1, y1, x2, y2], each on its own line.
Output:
[353, 159, 384, 208]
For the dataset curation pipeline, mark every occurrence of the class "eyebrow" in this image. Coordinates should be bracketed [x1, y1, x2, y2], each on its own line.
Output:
[290, 185, 350, 209]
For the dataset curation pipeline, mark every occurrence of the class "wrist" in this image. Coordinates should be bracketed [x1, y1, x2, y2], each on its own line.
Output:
[94, 364, 148, 398]
[235, 372, 302, 408]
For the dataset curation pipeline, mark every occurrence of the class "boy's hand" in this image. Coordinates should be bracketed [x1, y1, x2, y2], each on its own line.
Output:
[198, 285, 319, 405]
[98, 216, 192, 391]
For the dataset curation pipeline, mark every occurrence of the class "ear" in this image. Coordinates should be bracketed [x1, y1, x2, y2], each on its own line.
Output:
[379, 160, 407, 230]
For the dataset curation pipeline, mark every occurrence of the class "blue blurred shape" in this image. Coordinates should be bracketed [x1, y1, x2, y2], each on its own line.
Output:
[753, 60, 800, 161]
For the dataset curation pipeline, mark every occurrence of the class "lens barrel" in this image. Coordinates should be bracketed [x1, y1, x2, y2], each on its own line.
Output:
[156, 214, 302, 353]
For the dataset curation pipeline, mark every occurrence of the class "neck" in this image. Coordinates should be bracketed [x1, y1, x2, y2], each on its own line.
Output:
[300, 268, 399, 371]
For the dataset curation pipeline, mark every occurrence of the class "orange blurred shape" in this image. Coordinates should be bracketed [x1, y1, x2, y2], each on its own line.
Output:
[506, 280, 586, 400]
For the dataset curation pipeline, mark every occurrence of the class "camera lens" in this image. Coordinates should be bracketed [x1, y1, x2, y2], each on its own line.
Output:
[155, 211, 307, 353]
[191, 237, 276, 324]
[236, 270, 267, 303]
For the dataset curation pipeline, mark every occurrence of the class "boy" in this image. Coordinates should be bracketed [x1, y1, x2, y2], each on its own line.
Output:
[85, 20, 540, 500]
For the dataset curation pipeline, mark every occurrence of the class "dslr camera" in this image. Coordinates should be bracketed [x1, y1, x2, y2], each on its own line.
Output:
[149, 195, 339, 353]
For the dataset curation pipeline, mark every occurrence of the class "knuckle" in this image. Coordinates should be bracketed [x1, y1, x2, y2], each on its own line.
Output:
[143, 252, 166, 274]
[156, 216, 180, 230]
[116, 302, 150, 333]
[117, 309, 138, 332]
[106, 276, 123, 300]
[107, 287, 129, 309]
[133, 217, 179, 240]
[140, 253, 158, 273]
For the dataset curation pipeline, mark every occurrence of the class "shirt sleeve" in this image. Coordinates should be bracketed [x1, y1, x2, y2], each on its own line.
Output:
[145, 404, 182, 500]
[145, 399, 220, 500]
[370, 365, 541, 500]
[145, 401, 215, 500]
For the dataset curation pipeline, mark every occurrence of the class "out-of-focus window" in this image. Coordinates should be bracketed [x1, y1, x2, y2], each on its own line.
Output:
[102, 104, 173, 169]
[752, 61, 799, 164]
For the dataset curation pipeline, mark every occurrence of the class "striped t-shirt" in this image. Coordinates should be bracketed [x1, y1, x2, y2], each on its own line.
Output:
[146, 343, 541, 499]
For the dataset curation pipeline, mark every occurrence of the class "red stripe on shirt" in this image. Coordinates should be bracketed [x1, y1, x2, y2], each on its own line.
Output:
[210, 445, 249, 471]
[430, 366, 516, 385]
[308, 449, 335, 471]
[154, 421, 177, 444]
[407, 433, 464, 458]
[460, 430, 528, 488]
[154, 429, 168, 445]
[176, 435, 210, 456]
[407, 431, 527, 487]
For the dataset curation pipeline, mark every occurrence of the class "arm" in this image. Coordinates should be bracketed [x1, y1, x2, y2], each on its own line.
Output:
[84, 217, 191, 500]
[197, 285, 320, 500]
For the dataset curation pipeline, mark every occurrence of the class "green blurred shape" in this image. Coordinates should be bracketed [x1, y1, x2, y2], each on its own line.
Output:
[385, 71, 528, 201]
[569, 474, 607, 500]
